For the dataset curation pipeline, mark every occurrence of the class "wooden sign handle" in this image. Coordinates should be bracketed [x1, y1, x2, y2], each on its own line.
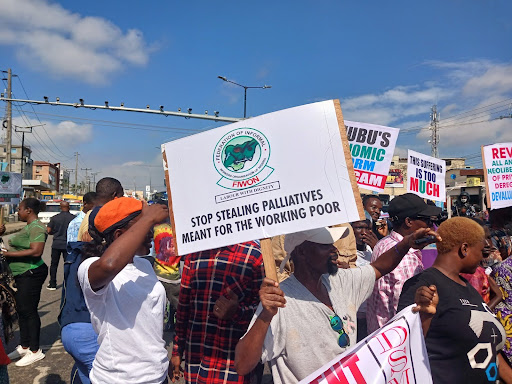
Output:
[260, 238, 279, 284]
[0, 208, 3, 226]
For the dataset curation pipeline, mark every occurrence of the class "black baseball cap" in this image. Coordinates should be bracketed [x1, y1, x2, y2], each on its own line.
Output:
[388, 193, 441, 221]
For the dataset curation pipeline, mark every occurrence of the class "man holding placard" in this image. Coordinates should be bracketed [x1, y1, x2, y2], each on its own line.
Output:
[366, 194, 441, 333]
[234, 225, 439, 383]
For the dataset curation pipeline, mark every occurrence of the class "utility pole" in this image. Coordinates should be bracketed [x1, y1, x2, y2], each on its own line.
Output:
[81, 167, 92, 192]
[14, 124, 42, 178]
[91, 172, 100, 190]
[74, 152, 79, 195]
[429, 105, 439, 158]
[66, 169, 74, 194]
[5, 69, 12, 172]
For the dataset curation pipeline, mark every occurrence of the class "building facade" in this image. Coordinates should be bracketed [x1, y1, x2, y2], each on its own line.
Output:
[59, 169, 70, 193]
[32, 161, 60, 191]
[0, 145, 33, 179]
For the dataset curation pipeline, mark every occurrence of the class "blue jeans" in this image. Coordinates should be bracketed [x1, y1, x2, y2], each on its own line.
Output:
[61, 323, 99, 384]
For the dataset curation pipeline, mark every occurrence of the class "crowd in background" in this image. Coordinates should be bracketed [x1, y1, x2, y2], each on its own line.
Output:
[0, 181, 509, 383]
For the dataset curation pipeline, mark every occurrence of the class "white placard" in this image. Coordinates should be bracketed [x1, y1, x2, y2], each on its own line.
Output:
[345, 121, 399, 192]
[483, 143, 512, 209]
[300, 305, 432, 384]
[407, 150, 446, 202]
[0, 172, 22, 205]
[163, 100, 362, 255]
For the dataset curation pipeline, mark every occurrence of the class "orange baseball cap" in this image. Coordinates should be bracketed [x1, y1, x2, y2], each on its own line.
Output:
[93, 197, 143, 235]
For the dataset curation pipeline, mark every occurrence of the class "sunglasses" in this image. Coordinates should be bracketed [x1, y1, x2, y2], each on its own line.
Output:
[411, 216, 434, 226]
[330, 315, 350, 348]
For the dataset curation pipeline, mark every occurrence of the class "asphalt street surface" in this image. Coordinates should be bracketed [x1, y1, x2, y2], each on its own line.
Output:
[5, 232, 272, 384]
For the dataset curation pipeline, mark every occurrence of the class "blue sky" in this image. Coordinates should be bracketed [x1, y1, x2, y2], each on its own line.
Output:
[1, 0, 511, 191]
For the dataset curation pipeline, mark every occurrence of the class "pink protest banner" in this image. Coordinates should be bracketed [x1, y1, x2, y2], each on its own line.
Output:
[482, 143, 512, 210]
[300, 305, 432, 384]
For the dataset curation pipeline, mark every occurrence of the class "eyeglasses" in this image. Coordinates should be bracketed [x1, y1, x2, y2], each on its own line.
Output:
[411, 216, 433, 226]
[329, 314, 350, 348]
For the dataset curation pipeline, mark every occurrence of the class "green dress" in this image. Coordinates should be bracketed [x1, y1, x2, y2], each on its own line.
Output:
[7, 219, 47, 276]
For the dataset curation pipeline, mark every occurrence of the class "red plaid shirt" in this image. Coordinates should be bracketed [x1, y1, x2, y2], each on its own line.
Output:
[172, 241, 263, 384]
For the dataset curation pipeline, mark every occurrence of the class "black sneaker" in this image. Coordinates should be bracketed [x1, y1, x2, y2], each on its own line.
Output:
[46, 283, 57, 291]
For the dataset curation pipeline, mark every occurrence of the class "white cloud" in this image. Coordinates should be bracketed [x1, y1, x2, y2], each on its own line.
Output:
[121, 161, 144, 167]
[464, 64, 512, 96]
[340, 59, 512, 157]
[0, 0, 153, 84]
[10, 116, 92, 161]
[341, 85, 454, 126]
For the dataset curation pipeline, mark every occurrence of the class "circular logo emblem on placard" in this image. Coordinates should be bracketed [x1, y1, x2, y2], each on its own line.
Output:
[213, 127, 273, 190]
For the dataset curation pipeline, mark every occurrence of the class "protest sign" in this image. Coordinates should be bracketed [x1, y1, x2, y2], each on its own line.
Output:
[162, 100, 364, 256]
[0, 172, 22, 205]
[482, 143, 512, 209]
[345, 121, 399, 192]
[300, 305, 432, 384]
[407, 150, 446, 202]
[386, 169, 404, 187]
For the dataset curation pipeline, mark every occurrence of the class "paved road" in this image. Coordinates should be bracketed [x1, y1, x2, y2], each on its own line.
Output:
[4, 232, 272, 384]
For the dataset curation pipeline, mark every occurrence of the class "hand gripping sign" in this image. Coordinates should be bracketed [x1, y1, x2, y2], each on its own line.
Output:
[300, 305, 432, 384]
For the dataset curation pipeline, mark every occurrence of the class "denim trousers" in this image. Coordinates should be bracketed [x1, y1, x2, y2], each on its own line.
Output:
[61, 323, 99, 384]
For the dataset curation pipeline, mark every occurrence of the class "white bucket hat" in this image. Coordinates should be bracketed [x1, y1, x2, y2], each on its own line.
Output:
[280, 226, 348, 272]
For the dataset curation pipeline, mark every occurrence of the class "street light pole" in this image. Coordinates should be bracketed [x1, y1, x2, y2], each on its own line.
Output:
[217, 76, 271, 118]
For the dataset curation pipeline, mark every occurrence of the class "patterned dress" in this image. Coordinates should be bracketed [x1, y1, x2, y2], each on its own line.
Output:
[493, 257, 512, 364]
[491, 228, 512, 260]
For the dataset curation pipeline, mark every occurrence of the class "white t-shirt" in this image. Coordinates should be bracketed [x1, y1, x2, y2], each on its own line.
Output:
[356, 245, 373, 316]
[247, 264, 375, 384]
[78, 256, 169, 384]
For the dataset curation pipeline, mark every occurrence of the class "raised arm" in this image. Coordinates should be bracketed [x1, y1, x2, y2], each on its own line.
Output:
[371, 228, 441, 280]
[235, 277, 286, 376]
[87, 204, 168, 291]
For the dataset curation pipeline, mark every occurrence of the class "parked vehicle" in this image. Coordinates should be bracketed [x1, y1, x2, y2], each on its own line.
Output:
[39, 200, 83, 224]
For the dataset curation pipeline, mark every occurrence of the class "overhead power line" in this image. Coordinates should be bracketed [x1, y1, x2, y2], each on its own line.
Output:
[399, 98, 512, 135]
[16, 109, 207, 134]
[16, 75, 72, 159]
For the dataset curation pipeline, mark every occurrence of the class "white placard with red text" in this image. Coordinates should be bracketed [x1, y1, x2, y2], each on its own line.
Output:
[345, 121, 399, 192]
[300, 305, 432, 384]
[406, 150, 446, 202]
[482, 143, 512, 210]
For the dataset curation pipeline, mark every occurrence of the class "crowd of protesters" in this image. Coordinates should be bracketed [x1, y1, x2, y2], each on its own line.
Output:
[0, 178, 509, 384]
